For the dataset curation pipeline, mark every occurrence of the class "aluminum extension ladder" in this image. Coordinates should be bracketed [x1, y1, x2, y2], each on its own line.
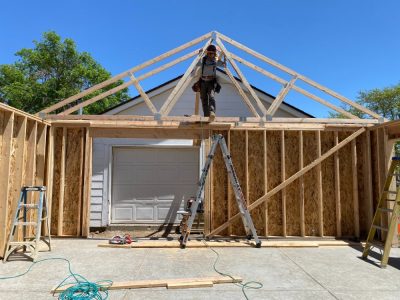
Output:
[178, 134, 261, 249]
[362, 157, 400, 267]
[3, 186, 51, 262]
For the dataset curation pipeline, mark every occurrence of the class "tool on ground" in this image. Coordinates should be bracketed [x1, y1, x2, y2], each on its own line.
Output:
[109, 234, 133, 245]
[362, 157, 400, 267]
[178, 134, 261, 249]
[3, 186, 51, 262]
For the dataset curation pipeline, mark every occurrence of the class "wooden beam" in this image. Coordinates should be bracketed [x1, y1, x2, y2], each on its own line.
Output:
[281, 130, 286, 237]
[364, 131, 373, 228]
[245, 131, 249, 205]
[160, 38, 213, 116]
[45, 126, 55, 235]
[316, 131, 323, 236]
[223, 66, 260, 118]
[206, 127, 366, 237]
[57, 127, 67, 236]
[299, 131, 305, 237]
[217, 32, 382, 119]
[334, 131, 341, 237]
[351, 139, 360, 238]
[194, 92, 200, 115]
[215, 37, 267, 117]
[264, 130, 268, 236]
[82, 128, 92, 237]
[128, 72, 157, 114]
[77, 129, 85, 236]
[0, 102, 47, 124]
[35, 124, 47, 186]
[266, 76, 297, 118]
[41, 32, 212, 114]
[53, 276, 242, 293]
[230, 53, 359, 120]
[227, 131, 233, 235]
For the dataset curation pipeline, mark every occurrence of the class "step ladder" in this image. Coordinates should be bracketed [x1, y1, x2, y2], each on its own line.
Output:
[178, 134, 261, 249]
[3, 186, 51, 262]
[362, 157, 400, 267]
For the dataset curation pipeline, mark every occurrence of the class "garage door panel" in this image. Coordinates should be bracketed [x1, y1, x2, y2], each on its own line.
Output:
[112, 147, 199, 224]
[135, 206, 155, 221]
[113, 206, 134, 221]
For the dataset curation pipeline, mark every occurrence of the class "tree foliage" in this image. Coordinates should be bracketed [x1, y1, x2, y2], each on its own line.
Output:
[0, 31, 129, 114]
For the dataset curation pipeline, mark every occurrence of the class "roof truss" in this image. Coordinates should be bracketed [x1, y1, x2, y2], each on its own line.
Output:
[40, 31, 384, 123]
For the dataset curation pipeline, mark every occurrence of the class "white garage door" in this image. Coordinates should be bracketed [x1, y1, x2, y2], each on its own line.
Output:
[111, 147, 199, 224]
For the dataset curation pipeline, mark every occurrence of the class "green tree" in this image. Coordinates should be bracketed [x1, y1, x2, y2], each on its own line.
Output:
[330, 83, 400, 157]
[0, 31, 129, 114]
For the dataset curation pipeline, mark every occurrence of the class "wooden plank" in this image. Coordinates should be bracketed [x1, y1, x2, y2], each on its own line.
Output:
[230, 54, 359, 119]
[281, 130, 286, 237]
[128, 72, 157, 114]
[82, 128, 92, 237]
[316, 131, 324, 236]
[299, 131, 305, 236]
[35, 124, 47, 186]
[194, 92, 200, 115]
[41, 33, 212, 114]
[7, 116, 27, 243]
[160, 38, 213, 116]
[77, 130, 85, 236]
[0, 102, 47, 124]
[45, 126, 55, 235]
[351, 139, 360, 238]
[0, 111, 13, 257]
[57, 127, 67, 236]
[215, 37, 267, 117]
[266, 76, 297, 118]
[334, 131, 341, 237]
[223, 66, 260, 118]
[207, 128, 366, 237]
[227, 131, 233, 235]
[167, 282, 213, 289]
[53, 276, 242, 293]
[245, 131, 249, 204]
[217, 32, 382, 119]
[264, 130, 268, 236]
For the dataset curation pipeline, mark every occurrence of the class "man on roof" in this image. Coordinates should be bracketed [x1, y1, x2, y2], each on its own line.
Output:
[194, 44, 226, 121]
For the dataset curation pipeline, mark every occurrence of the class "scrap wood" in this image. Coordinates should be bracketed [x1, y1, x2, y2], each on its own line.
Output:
[52, 276, 242, 293]
[97, 239, 361, 248]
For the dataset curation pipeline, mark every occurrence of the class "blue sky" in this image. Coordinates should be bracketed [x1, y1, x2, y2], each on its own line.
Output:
[1, 0, 399, 117]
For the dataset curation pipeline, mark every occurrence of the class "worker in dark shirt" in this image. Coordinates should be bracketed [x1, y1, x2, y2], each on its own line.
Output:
[196, 44, 225, 120]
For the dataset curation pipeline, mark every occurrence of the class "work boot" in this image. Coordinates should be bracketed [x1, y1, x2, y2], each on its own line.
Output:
[209, 111, 216, 121]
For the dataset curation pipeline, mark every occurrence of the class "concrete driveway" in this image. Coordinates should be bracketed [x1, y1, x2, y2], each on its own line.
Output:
[1, 238, 400, 299]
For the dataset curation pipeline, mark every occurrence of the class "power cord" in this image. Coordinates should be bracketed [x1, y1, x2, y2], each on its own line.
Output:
[0, 257, 112, 299]
[203, 241, 263, 300]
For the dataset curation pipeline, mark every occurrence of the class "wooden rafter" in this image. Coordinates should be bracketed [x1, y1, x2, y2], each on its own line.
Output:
[128, 72, 157, 114]
[41, 32, 212, 114]
[266, 76, 297, 119]
[217, 32, 382, 120]
[160, 38, 213, 116]
[215, 37, 267, 118]
[223, 65, 260, 118]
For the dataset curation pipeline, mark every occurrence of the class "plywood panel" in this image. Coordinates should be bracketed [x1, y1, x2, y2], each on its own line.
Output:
[338, 131, 354, 236]
[63, 128, 85, 235]
[303, 131, 319, 236]
[229, 130, 246, 235]
[211, 131, 228, 235]
[248, 131, 265, 235]
[285, 131, 300, 236]
[35, 124, 47, 186]
[320, 131, 336, 236]
[266, 131, 282, 236]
